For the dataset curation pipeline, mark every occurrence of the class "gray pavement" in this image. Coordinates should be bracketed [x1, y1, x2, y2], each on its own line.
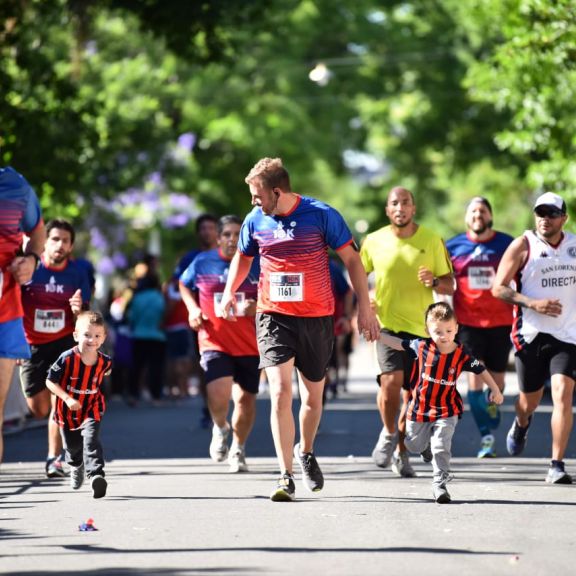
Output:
[1, 341, 575, 576]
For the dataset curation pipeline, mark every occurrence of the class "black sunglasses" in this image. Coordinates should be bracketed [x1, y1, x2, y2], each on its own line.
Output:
[534, 206, 564, 219]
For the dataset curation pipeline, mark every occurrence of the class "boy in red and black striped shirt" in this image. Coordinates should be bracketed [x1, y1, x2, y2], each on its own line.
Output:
[46, 311, 112, 499]
[380, 302, 503, 504]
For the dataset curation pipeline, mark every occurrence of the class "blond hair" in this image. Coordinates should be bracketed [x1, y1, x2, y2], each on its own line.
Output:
[245, 157, 291, 190]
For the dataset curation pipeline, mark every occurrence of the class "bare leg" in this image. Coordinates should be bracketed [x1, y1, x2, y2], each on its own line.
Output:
[297, 371, 325, 453]
[550, 374, 575, 461]
[0, 358, 17, 464]
[230, 385, 257, 446]
[266, 359, 296, 474]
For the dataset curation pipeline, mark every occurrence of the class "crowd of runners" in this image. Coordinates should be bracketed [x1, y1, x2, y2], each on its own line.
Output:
[1, 160, 574, 504]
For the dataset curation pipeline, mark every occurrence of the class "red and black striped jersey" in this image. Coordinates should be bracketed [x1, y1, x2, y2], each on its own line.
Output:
[404, 338, 485, 422]
[47, 347, 112, 431]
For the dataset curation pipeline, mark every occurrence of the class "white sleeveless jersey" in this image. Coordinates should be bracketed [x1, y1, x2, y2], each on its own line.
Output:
[512, 230, 576, 349]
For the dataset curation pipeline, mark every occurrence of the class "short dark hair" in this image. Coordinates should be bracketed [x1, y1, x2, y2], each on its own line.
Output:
[218, 214, 242, 235]
[195, 213, 218, 234]
[425, 301, 456, 324]
[46, 219, 75, 244]
[75, 310, 106, 329]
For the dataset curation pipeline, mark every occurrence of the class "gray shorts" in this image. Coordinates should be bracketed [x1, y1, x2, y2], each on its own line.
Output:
[376, 328, 419, 390]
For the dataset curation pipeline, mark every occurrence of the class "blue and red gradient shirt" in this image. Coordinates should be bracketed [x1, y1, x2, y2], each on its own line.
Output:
[0, 167, 44, 323]
[21, 258, 92, 345]
[47, 347, 112, 430]
[446, 231, 514, 328]
[238, 195, 354, 317]
[180, 248, 260, 356]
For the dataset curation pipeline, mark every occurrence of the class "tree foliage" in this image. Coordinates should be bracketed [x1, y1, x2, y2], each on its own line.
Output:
[1, 0, 574, 278]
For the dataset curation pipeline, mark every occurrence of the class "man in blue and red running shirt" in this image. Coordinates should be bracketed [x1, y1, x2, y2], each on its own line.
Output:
[180, 215, 260, 473]
[446, 197, 513, 458]
[20, 219, 92, 478]
[0, 166, 45, 465]
[220, 157, 380, 502]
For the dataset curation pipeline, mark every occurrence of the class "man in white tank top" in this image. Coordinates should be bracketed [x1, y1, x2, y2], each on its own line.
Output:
[492, 192, 575, 485]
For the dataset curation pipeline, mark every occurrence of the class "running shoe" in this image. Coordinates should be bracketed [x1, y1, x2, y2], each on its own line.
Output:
[477, 434, 496, 459]
[432, 472, 453, 504]
[420, 443, 433, 463]
[371, 429, 398, 468]
[270, 474, 296, 502]
[391, 451, 416, 478]
[46, 455, 67, 478]
[209, 424, 230, 462]
[91, 475, 107, 499]
[228, 447, 248, 473]
[506, 416, 532, 456]
[545, 462, 573, 485]
[70, 463, 85, 490]
[294, 443, 324, 492]
[432, 483, 451, 504]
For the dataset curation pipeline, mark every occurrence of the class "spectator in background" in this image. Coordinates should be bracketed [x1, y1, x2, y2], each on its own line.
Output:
[127, 271, 166, 405]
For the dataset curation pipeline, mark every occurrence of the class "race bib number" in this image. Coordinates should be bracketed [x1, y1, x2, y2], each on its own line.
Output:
[34, 309, 65, 333]
[468, 266, 495, 290]
[269, 272, 303, 302]
[214, 292, 245, 317]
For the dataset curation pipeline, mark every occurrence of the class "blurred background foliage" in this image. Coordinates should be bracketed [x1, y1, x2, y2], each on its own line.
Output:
[1, 0, 575, 280]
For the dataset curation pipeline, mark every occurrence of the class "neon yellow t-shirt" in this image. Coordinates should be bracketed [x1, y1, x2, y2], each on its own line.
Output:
[360, 225, 453, 337]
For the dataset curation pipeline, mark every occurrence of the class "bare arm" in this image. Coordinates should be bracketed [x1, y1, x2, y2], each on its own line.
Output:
[9, 221, 46, 285]
[417, 266, 455, 295]
[179, 282, 204, 330]
[492, 236, 562, 317]
[46, 379, 81, 411]
[378, 331, 404, 351]
[220, 251, 254, 320]
[338, 245, 381, 341]
[480, 370, 504, 405]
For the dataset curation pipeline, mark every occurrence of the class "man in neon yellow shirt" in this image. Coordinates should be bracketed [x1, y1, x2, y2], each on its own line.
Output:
[361, 187, 454, 477]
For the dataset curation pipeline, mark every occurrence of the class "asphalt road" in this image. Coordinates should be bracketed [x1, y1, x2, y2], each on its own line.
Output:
[1, 341, 575, 576]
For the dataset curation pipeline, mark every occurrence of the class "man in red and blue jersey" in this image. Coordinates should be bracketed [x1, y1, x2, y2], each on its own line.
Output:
[180, 215, 260, 473]
[220, 157, 380, 501]
[446, 197, 513, 458]
[0, 166, 45, 465]
[20, 219, 92, 477]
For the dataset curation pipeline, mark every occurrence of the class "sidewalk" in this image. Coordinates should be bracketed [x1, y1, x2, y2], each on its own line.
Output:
[1, 341, 575, 576]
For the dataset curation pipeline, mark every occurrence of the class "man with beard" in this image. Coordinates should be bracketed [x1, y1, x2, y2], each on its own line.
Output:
[446, 197, 514, 458]
[20, 219, 92, 478]
[220, 158, 380, 501]
[360, 187, 453, 478]
[493, 192, 576, 484]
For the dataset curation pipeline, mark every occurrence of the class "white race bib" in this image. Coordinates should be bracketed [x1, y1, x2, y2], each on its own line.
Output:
[214, 292, 245, 317]
[468, 266, 495, 290]
[34, 309, 65, 333]
[269, 272, 303, 302]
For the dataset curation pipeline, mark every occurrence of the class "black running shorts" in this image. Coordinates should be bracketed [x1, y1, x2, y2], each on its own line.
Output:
[514, 333, 576, 393]
[256, 313, 334, 383]
[457, 324, 512, 373]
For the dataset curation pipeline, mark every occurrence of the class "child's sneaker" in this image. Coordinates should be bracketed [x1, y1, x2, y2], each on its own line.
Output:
[91, 475, 107, 499]
[70, 463, 85, 490]
[270, 474, 296, 502]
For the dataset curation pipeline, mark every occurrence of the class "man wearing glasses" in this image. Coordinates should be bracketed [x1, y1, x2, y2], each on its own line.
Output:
[493, 192, 575, 484]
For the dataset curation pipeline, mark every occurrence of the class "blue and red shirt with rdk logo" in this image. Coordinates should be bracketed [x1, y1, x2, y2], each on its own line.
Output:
[21, 258, 92, 345]
[238, 195, 354, 318]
